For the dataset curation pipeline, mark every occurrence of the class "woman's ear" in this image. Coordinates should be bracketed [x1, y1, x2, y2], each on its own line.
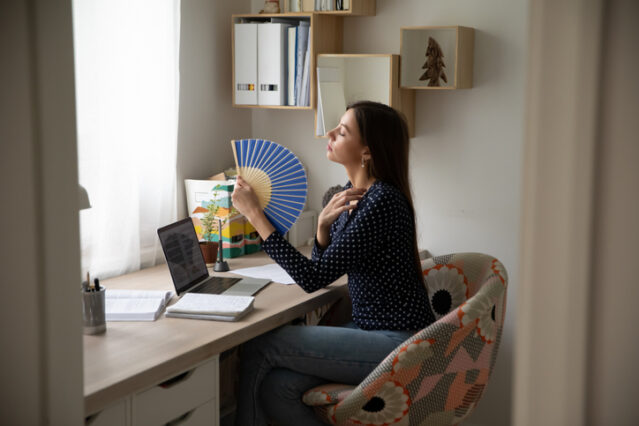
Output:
[361, 147, 371, 161]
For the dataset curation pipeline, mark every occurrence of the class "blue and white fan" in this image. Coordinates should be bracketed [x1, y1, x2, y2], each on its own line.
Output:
[231, 139, 308, 236]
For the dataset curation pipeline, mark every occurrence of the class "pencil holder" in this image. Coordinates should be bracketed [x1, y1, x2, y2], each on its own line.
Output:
[82, 287, 106, 335]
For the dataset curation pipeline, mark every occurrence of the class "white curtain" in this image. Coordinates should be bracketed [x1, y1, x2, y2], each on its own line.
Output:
[73, 0, 181, 278]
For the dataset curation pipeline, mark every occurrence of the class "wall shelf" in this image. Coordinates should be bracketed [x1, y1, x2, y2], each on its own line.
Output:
[232, 13, 343, 109]
[231, 5, 473, 138]
[315, 53, 415, 137]
[400, 26, 475, 90]
[285, 0, 376, 16]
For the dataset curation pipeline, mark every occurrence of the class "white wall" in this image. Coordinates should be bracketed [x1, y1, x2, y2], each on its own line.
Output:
[250, 1, 528, 425]
[177, 0, 253, 217]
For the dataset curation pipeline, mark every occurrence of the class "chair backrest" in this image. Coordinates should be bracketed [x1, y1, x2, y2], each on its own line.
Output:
[312, 252, 508, 425]
[422, 252, 507, 344]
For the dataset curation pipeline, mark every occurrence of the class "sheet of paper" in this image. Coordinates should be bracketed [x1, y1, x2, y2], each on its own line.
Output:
[233, 263, 296, 285]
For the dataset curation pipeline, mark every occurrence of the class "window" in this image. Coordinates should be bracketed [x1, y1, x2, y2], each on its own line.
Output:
[73, 0, 181, 278]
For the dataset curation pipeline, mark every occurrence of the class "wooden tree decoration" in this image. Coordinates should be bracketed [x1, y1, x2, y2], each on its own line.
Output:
[419, 36, 448, 87]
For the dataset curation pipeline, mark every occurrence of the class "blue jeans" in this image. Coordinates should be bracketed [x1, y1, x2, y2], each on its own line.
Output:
[235, 322, 415, 426]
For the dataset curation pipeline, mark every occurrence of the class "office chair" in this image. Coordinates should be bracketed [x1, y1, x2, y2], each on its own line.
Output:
[303, 252, 508, 425]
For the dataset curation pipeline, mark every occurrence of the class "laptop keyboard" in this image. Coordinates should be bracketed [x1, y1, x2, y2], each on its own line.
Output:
[191, 277, 241, 295]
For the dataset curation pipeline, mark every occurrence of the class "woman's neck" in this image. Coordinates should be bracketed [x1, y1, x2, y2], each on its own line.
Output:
[346, 165, 376, 191]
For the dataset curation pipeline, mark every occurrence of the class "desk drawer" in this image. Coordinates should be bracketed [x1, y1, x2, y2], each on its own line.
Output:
[133, 356, 218, 425]
[85, 399, 128, 426]
[165, 399, 217, 426]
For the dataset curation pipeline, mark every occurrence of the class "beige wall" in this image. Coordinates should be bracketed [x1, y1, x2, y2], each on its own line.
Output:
[0, 2, 43, 423]
[514, 0, 639, 424]
[177, 0, 253, 217]
[588, 0, 639, 424]
[250, 1, 528, 425]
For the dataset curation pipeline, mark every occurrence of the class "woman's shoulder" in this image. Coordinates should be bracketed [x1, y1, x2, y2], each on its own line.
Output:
[366, 180, 406, 203]
[360, 181, 410, 216]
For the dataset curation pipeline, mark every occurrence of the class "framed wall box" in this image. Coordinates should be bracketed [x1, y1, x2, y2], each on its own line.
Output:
[400, 26, 474, 89]
[315, 54, 415, 138]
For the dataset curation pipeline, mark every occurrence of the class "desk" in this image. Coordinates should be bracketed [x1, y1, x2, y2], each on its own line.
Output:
[84, 246, 347, 424]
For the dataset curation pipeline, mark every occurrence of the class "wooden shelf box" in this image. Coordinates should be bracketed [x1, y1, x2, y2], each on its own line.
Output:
[400, 26, 474, 89]
[285, 0, 376, 16]
[232, 13, 342, 110]
[315, 54, 415, 138]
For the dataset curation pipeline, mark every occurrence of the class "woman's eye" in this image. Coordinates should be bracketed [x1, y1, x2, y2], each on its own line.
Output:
[338, 132, 345, 137]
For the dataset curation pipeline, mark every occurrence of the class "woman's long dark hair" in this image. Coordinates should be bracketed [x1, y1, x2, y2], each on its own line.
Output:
[348, 101, 423, 284]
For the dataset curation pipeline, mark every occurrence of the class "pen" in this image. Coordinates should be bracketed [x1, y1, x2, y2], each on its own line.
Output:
[94, 278, 100, 292]
[87, 271, 95, 291]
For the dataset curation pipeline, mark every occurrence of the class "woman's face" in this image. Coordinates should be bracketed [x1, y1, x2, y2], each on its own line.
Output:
[325, 109, 368, 167]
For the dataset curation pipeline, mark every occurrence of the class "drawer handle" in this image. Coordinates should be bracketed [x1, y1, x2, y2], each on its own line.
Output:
[159, 369, 195, 389]
[84, 413, 99, 425]
[165, 408, 195, 425]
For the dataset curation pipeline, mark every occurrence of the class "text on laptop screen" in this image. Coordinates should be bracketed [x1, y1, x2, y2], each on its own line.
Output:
[158, 219, 208, 294]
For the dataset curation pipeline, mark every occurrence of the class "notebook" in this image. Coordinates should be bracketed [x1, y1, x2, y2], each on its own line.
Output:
[105, 289, 174, 321]
[165, 293, 255, 322]
[157, 218, 271, 297]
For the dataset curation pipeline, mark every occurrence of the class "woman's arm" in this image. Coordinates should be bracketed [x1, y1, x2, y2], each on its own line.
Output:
[232, 177, 383, 292]
[263, 189, 393, 292]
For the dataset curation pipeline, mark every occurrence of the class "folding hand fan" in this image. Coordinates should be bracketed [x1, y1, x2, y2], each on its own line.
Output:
[231, 139, 308, 236]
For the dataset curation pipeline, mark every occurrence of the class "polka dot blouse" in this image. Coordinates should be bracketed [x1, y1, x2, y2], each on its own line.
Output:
[262, 180, 435, 331]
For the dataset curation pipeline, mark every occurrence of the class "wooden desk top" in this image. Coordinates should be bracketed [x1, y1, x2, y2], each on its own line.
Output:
[84, 246, 347, 415]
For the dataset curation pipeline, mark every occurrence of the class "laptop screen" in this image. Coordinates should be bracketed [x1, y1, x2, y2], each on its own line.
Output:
[157, 218, 209, 295]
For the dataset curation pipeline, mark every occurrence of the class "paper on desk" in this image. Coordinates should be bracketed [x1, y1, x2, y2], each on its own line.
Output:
[233, 263, 296, 285]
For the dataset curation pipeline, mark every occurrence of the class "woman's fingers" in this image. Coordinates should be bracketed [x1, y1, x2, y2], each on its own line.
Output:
[319, 187, 366, 227]
[331, 189, 364, 204]
[330, 194, 363, 209]
[339, 203, 358, 212]
[342, 194, 363, 203]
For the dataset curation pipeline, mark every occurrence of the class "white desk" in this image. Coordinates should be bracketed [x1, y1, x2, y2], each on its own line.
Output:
[84, 246, 347, 424]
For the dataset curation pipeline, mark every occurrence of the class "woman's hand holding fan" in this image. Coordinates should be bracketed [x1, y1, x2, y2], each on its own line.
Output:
[231, 139, 308, 237]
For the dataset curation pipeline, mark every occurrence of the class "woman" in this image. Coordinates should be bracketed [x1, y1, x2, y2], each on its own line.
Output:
[231, 101, 434, 426]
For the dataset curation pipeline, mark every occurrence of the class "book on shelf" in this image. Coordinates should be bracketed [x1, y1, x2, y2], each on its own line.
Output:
[299, 33, 312, 106]
[258, 22, 291, 106]
[314, 0, 346, 11]
[165, 293, 255, 322]
[289, 0, 301, 12]
[234, 22, 259, 105]
[294, 21, 310, 105]
[105, 289, 174, 321]
[287, 26, 297, 105]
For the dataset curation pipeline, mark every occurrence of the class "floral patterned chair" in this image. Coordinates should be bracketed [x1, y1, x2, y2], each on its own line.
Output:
[302, 253, 508, 425]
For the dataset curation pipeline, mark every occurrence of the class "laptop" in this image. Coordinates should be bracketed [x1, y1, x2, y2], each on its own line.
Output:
[157, 218, 270, 297]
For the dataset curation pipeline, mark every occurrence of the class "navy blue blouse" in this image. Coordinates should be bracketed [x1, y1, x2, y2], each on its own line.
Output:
[262, 180, 434, 331]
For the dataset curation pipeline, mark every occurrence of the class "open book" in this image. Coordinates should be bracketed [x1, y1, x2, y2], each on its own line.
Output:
[165, 293, 255, 322]
[105, 289, 174, 321]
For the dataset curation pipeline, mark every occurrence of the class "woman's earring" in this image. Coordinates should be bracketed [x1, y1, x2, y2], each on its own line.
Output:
[361, 157, 365, 168]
